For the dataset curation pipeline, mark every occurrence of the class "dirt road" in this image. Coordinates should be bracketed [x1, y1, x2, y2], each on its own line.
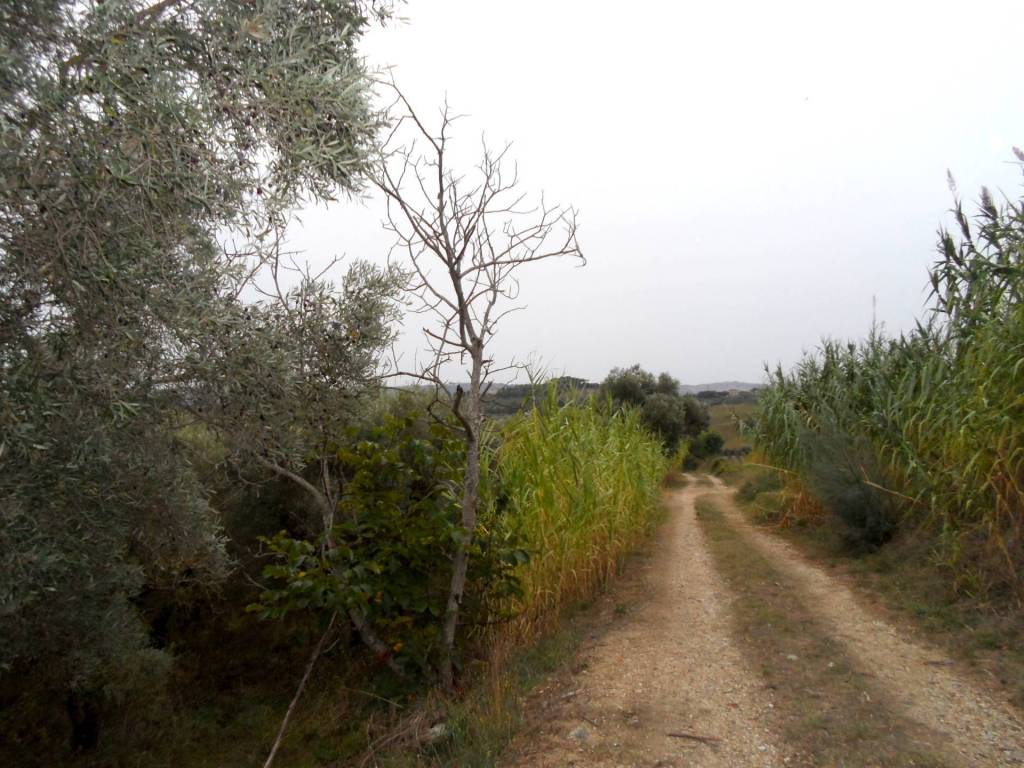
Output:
[501, 476, 1024, 768]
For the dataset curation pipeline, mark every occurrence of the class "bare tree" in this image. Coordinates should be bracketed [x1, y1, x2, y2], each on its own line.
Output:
[375, 87, 584, 690]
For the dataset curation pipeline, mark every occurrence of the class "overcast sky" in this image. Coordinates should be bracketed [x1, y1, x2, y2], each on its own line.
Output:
[285, 0, 1024, 385]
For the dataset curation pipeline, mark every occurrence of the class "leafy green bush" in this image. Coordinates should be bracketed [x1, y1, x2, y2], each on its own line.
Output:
[691, 430, 725, 459]
[603, 365, 709, 453]
[250, 414, 525, 676]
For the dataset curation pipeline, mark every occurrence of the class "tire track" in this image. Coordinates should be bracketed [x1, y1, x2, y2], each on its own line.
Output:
[502, 482, 783, 767]
[706, 475, 1024, 767]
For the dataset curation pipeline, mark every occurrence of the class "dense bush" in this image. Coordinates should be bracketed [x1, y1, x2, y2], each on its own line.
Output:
[691, 430, 725, 460]
[251, 386, 668, 675]
[800, 423, 895, 548]
[754, 163, 1024, 590]
[602, 365, 709, 453]
[736, 469, 785, 504]
[251, 412, 526, 677]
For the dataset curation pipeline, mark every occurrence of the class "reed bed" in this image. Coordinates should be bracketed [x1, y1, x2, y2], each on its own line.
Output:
[494, 386, 667, 630]
[754, 175, 1024, 598]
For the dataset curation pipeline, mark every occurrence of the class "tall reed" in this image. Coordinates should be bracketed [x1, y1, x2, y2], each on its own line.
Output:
[754, 167, 1024, 597]
[494, 386, 667, 629]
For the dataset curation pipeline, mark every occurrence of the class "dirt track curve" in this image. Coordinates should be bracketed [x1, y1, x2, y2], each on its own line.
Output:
[500, 476, 1024, 768]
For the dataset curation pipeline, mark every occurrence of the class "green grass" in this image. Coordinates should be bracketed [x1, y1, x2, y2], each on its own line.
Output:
[497, 386, 668, 628]
[708, 402, 757, 451]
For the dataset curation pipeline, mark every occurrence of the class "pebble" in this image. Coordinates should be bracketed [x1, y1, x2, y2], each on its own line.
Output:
[425, 722, 449, 744]
[568, 725, 590, 744]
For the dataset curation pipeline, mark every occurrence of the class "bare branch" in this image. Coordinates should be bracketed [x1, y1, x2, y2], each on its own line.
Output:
[373, 82, 583, 689]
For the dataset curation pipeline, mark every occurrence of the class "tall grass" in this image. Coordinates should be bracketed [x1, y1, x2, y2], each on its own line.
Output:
[754, 166, 1024, 598]
[494, 386, 668, 629]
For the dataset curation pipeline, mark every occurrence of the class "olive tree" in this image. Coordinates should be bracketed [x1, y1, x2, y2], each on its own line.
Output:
[0, 0, 391, 710]
[602, 365, 710, 453]
[188, 254, 406, 670]
[375, 87, 584, 689]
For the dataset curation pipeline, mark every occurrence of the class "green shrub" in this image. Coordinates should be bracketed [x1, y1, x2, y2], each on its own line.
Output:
[737, 470, 784, 503]
[801, 424, 895, 548]
[251, 413, 525, 677]
[692, 430, 725, 459]
[602, 365, 709, 454]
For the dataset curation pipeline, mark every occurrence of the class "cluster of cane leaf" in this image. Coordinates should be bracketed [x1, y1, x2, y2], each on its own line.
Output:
[496, 385, 668, 626]
[755, 163, 1024, 595]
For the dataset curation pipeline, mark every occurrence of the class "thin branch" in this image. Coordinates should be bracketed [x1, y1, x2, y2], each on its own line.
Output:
[263, 612, 339, 768]
[254, 455, 331, 518]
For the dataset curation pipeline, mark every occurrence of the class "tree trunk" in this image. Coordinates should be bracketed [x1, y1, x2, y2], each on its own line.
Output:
[440, 346, 483, 690]
[66, 689, 99, 753]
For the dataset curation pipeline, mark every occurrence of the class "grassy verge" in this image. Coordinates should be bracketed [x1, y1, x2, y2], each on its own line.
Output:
[719, 462, 1024, 709]
[371, 541, 664, 767]
[708, 402, 757, 451]
[695, 494, 951, 767]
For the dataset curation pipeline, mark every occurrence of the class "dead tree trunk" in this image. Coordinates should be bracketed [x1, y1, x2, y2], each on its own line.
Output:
[440, 346, 484, 689]
[376, 82, 583, 691]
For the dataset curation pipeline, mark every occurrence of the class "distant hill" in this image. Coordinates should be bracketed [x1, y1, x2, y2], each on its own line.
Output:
[434, 377, 762, 417]
[679, 381, 762, 394]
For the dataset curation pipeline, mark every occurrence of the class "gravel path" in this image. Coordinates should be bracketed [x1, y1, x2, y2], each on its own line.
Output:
[501, 477, 1024, 767]
[708, 475, 1024, 767]
[502, 481, 783, 767]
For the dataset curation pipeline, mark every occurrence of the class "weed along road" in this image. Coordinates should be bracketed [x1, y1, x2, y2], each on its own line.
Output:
[502, 475, 1024, 768]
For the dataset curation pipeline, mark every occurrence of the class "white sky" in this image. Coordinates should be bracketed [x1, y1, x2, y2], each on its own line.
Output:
[285, 0, 1024, 385]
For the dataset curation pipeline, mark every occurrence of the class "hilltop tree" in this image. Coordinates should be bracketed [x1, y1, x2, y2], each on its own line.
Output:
[656, 371, 681, 395]
[0, 0, 391, 725]
[603, 364, 657, 406]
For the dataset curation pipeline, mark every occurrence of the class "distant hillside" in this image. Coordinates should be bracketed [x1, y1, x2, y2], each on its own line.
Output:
[679, 381, 762, 394]
[436, 377, 762, 417]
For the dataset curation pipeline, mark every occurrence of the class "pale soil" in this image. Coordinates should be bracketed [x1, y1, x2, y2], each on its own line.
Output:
[502, 480, 784, 768]
[500, 476, 1024, 768]
[705, 475, 1024, 767]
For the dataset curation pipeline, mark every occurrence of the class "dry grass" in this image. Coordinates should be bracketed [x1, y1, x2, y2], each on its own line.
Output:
[708, 402, 757, 451]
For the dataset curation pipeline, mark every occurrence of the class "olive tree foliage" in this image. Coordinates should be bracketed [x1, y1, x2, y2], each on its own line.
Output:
[375, 87, 584, 689]
[189, 254, 406, 672]
[0, 0, 391, 684]
[602, 365, 709, 453]
[194, 254, 402, 494]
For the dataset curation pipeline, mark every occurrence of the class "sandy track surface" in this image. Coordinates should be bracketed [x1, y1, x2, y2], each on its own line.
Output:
[708, 475, 1024, 767]
[502, 481, 783, 768]
[501, 477, 1024, 767]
